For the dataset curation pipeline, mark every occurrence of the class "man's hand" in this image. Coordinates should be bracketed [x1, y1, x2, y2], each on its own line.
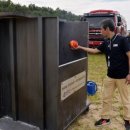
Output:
[126, 74, 130, 84]
[70, 45, 81, 50]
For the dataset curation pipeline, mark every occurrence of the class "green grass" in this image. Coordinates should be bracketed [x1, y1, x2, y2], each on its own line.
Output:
[87, 53, 107, 102]
[87, 53, 107, 86]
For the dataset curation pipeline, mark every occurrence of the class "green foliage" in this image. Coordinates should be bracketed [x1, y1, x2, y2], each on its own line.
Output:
[0, 0, 80, 20]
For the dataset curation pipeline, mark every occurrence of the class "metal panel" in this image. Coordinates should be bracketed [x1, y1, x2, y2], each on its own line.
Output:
[58, 21, 88, 129]
[9, 19, 17, 119]
[59, 59, 88, 129]
[44, 18, 89, 130]
[15, 18, 44, 129]
[43, 17, 59, 130]
[59, 21, 88, 65]
[0, 19, 12, 117]
[0, 15, 44, 130]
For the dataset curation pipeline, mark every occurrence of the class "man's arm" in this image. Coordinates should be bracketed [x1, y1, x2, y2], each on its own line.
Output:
[126, 51, 130, 84]
[77, 45, 101, 54]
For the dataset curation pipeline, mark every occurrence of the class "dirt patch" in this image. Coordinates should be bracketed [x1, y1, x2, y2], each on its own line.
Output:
[67, 89, 126, 130]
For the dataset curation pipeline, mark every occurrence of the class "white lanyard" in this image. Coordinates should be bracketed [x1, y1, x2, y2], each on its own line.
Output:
[107, 34, 118, 67]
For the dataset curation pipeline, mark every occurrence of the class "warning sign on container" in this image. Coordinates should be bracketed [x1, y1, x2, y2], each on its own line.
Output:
[61, 71, 86, 101]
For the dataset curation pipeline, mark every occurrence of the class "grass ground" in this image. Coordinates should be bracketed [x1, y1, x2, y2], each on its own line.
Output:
[67, 53, 126, 130]
[87, 53, 106, 85]
[87, 54, 106, 103]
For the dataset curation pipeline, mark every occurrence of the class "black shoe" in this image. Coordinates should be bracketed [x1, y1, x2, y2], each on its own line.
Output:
[124, 120, 130, 130]
[95, 118, 110, 127]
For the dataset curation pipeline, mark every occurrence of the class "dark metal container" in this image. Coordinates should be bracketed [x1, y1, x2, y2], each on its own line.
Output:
[0, 13, 89, 130]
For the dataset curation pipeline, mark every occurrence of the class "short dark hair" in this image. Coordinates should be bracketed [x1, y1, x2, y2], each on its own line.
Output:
[101, 19, 115, 31]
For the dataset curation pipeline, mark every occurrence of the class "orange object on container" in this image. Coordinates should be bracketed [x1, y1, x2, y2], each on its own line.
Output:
[69, 40, 79, 48]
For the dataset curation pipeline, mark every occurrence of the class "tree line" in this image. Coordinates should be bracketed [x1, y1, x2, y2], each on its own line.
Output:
[0, 0, 80, 21]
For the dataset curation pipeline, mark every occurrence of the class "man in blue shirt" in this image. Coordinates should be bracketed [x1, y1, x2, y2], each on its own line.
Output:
[74, 19, 130, 129]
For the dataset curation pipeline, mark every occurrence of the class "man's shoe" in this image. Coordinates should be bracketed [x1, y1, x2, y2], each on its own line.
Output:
[95, 118, 110, 127]
[124, 120, 130, 130]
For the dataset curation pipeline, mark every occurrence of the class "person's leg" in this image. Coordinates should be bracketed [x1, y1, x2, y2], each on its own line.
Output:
[95, 76, 116, 126]
[101, 76, 116, 119]
[116, 78, 130, 128]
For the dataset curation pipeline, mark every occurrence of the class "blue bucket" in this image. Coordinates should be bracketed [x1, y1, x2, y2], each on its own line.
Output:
[86, 81, 97, 96]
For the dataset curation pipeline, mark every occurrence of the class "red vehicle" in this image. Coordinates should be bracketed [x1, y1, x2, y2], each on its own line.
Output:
[81, 9, 127, 47]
